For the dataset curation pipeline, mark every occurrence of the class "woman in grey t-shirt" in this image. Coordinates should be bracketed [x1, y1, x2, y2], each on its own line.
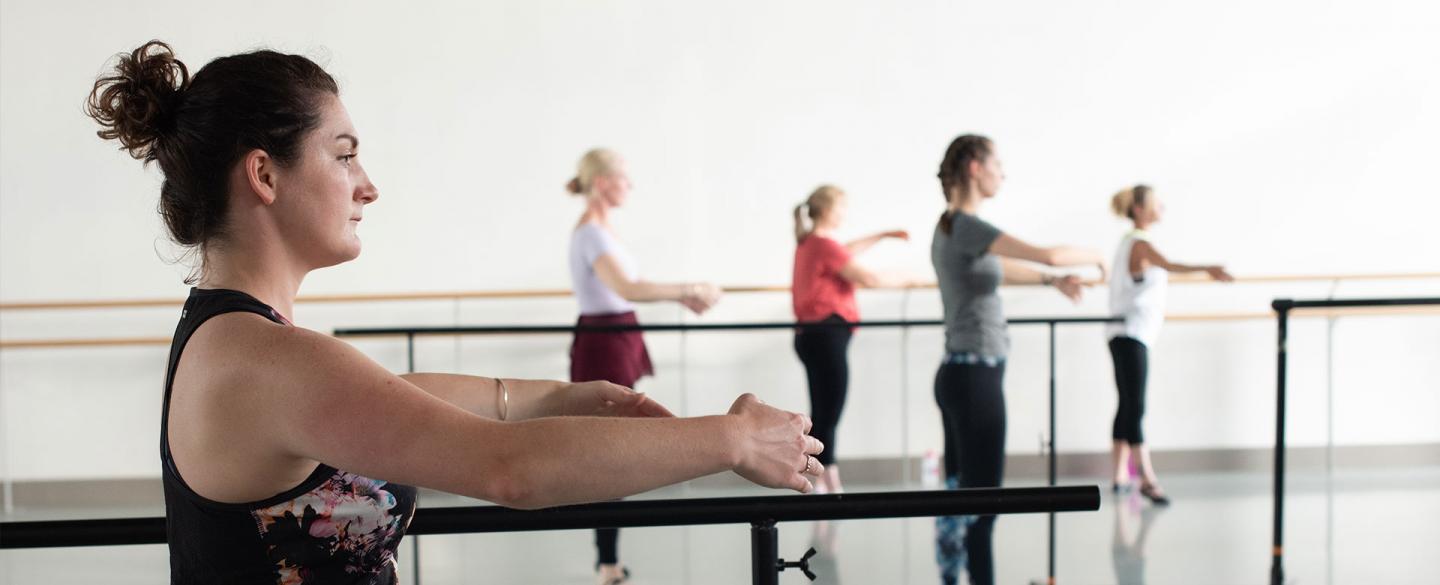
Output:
[930, 134, 1105, 585]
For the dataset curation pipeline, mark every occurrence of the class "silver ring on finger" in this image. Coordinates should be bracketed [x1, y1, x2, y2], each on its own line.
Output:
[803, 456, 814, 474]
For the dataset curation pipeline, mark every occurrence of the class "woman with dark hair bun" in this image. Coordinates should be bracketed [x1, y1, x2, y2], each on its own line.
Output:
[928, 134, 1106, 585]
[88, 40, 824, 585]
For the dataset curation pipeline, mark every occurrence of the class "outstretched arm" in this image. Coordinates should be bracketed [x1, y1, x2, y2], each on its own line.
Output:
[400, 374, 674, 421]
[990, 233, 1107, 282]
[1130, 240, 1233, 281]
[594, 253, 722, 313]
[845, 230, 909, 255]
[837, 260, 920, 289]
[232, 322, 823, 509]
[1000, 258, 1085, 302]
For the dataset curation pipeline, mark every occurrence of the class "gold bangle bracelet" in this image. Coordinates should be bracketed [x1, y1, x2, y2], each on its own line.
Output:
[496, 378, 510, 421]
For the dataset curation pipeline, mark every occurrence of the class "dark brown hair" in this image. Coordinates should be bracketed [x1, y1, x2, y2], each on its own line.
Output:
[935, 134, 994, 235]
[86, 40, 338, 279]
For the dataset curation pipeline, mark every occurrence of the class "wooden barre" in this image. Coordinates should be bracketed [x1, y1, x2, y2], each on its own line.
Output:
[2, 272, 1437, 312]
[0, 337, 173, 349]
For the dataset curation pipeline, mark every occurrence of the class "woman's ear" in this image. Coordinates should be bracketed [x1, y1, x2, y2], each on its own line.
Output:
[967, 158, 985, 178]
[242, 148, 279, 205]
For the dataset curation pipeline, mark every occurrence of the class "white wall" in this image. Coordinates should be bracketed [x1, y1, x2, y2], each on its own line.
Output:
[2, 0, 1438, 482]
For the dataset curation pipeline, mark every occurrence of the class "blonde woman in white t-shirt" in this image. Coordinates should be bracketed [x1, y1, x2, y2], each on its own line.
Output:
[1106, 184, 1233, 505]
[565, 148, 725, 584]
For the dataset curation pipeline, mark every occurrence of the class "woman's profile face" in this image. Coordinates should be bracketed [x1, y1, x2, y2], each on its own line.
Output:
[975, 153, 1005, 199]
[271, 94, 380, 269]
[1139, 196, 1165, 224]
[822, 195, 848, 228]
[592, 159, 632, 209]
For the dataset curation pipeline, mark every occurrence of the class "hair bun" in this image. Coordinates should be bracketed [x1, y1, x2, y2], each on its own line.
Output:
[565, 177, 583, 195]
[85, 40, 190, 162]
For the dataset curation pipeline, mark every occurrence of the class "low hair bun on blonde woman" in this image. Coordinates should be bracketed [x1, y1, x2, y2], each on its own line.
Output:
[1110, 184, 1153, 220]
[567, 148, 622, 196]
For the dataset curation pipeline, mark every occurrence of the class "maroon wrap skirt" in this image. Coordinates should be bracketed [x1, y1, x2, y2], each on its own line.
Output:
[570, 311, 654, 387]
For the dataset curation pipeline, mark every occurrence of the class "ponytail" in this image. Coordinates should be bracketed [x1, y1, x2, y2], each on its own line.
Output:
[935, 134, 994, 235]
[936, 210, 955, 235]
[794, 185, 844, 244]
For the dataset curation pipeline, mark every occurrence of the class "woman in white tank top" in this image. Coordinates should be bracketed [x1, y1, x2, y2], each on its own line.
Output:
[1107, 185, 1233, 505]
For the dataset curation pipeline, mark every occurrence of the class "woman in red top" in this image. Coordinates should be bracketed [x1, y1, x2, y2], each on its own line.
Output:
[791, 185, 913, 494]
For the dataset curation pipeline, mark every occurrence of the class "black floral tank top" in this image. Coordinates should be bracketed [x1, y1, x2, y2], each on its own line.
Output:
[161, 288, 418, 584]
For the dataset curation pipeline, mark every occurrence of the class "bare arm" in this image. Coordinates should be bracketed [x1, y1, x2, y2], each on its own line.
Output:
[398, 374, 556, 420]
[1130, 240, 1233, 281]
[836, 260, 918, 289]
[990, 233, 1104, 268]
[399, 374, 673, 421]
[241, 323, 820, 509]
[593, 253, 722, 313]
[999, 258, 1084, 302]
[845, 230, 909, 255]
[998, 257, 1047, 285]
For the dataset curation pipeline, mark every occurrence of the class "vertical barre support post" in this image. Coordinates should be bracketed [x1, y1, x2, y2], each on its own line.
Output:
[405, 331, 420, 585]
[900, 288, 912, 485]
[1271, 300, 1291, 585]
[1047, 320, 1058, 584]
[752, 520, 779, 585]
[406, 333, 416, 375]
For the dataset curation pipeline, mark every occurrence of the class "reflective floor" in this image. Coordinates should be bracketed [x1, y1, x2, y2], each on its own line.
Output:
[3, 466, 1437, 584]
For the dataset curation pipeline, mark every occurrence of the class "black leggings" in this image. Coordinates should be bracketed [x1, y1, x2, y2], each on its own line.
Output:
[1109, 336, 1149, 445]
[595, 529, 619, 566]
[574, 355, 644, 568]
[934, 361, 1006, 585]
[793, 315, 852, 466]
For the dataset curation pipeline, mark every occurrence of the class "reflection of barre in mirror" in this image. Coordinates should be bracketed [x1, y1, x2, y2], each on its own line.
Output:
[0, 486, 1102, 585]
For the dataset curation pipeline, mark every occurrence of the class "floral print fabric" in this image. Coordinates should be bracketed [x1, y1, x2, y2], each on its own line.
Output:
[253, 471, 416, 584]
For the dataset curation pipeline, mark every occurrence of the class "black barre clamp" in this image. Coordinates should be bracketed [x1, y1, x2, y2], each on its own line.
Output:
[777, 547, 818, 581]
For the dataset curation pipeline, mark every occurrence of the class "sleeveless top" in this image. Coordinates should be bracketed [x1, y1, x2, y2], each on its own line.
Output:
[1106, 230, 1169, 347]
[162, 288, 418, 584]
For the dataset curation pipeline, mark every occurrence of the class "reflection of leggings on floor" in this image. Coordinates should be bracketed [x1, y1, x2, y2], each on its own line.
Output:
[1108, 336, 1148, 445]
[794, 314, 852, 466]
[934, 361, 1006, 585]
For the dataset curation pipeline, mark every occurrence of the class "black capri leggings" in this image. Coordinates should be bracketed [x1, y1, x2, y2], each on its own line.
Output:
[934, 361, 1007, 585]
[1109, 336, 1149, 445]
[793, 314, 853, 466]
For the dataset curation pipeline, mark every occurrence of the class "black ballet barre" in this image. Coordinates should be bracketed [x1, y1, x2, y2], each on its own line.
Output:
[0, 486, 1100, 584]
[334, 315, 1120, 584]
[1268, 296, 1440, 585]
